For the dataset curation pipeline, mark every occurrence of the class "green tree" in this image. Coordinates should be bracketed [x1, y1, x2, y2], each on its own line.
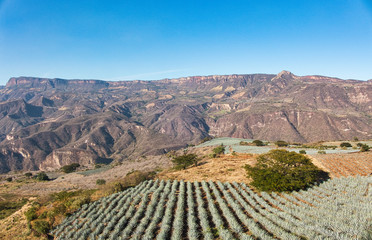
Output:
[340, 142, 352, 148]
[36, 172, 49, 181]
[275, 140, 289, 147]
[245, 149, 329, 192]
[25, 207, 38, 222]
[60, 163, 80, 173]
[252, 140, 265, 146]
[360, 144, 370, 152]
[212, 144, 225, 156]
[299, 150, 306, 154]
[32, 220, 50, 236]
[172, 154, 198, 170]
[96, 179, 106, 185]
[24, 172, 33, 178]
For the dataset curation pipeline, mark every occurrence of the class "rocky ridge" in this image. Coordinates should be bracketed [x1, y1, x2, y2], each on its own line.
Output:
[0, 71, 371, 173]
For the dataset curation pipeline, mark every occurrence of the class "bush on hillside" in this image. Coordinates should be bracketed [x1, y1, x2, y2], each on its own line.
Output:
[172, 153, 198, 170]
[200, 136, 213, 144]
[35, 172, 50, 181]
[252, 140, 265, 146]
[60, 163, 80, 173]
[32, 220, 50, 236]
[24, 172, 33, 178]
[96, 179, 106, 185]
[275, 140, 289, 147]
[245, 149, 329, 192]
[212, 144, 225, 156]
[299, 150, 306, 154]
[340, 142, 352, 148]
[360, 144, 370, 152]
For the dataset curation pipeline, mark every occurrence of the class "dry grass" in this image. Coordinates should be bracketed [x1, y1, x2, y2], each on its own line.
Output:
[158, 153, 256, 183]
[0, 198, 43, 240]
[10, 155, 171, 196]
[312, 151, 372, 178]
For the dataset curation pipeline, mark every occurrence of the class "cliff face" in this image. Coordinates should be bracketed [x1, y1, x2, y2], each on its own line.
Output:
[0, 71, 371, 173]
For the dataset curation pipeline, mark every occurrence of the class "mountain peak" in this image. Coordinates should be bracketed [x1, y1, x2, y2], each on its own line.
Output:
[277, 70, 294, 78]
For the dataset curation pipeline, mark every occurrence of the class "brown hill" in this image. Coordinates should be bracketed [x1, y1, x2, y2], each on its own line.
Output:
[0, 71, 371, 173]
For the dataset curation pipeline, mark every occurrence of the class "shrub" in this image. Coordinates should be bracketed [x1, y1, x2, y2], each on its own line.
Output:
[252, 140, 265, 146]
[96, 179, 106, 185]
[318, 150, 326, 154]
[340, 142, 352, 148]
[60, 163, 80, 173]
[212, 144, 225, 156]
[360, 144, 370, 152]
[275, 140, 288, 147]
[35, 172, 49, 181]
[172, 154, 198, 170]
[239, 141, 249, 146]
[200, 136, 213, 143]
[357, 142, 363, 147]
[5, 177, 12, 182]
[25, 207, 38, 222]
[299, 150, 306, 154]
[32, 220, 50, 236]
[245, 149, 329, 192]
[24, 172, 33, 178]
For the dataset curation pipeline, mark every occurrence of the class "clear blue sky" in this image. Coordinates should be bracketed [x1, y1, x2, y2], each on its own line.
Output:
[0, 0, 371, 85]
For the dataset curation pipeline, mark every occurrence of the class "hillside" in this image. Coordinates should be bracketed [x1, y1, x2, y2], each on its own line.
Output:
[0, 71, 371, 173]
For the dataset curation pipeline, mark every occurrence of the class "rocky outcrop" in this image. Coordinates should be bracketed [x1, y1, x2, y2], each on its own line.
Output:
[0, 71, 371, 173]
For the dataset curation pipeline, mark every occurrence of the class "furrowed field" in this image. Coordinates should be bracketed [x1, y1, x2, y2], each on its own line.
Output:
[52, 176, 372, 240]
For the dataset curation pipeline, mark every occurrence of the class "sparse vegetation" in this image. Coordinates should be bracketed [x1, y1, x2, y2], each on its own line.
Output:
[299, 150, 306, 154]
[245, 149, 329, 192]
[0, 198, 28, 220]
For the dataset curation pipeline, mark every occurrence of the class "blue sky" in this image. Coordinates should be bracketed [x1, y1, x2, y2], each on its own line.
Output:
[0, 0, 371, 85]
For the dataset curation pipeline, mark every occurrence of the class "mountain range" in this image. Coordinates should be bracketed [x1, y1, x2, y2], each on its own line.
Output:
[0, 71, 371, 173]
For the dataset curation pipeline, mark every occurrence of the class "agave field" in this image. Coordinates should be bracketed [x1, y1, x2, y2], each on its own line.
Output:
[52, 176, 372, 240]
[196, 137, 360, 155]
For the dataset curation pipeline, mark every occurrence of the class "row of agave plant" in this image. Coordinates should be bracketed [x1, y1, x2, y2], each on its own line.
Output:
[52, 176, 372, 240]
